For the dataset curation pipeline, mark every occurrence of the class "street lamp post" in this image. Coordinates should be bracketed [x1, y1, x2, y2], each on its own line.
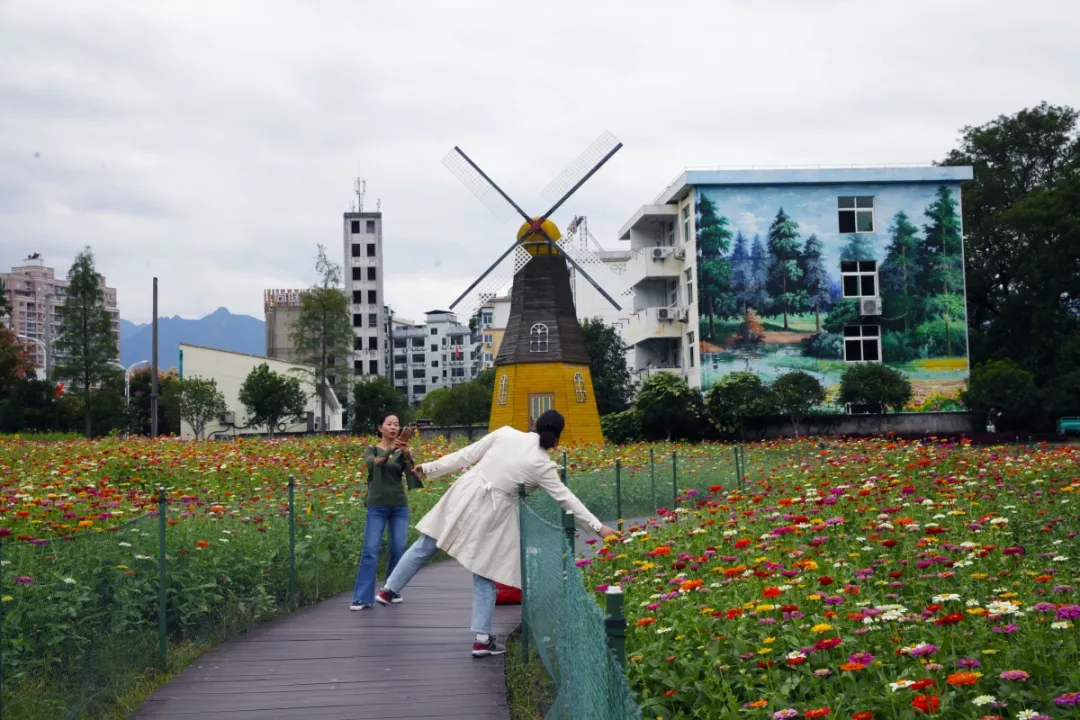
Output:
[125, 360, 151, 405]
[15, 335, 48, 379]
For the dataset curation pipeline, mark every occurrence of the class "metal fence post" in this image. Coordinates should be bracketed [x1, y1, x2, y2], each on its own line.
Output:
[604, 586, 627, 670]
[562, 511, 576, 558]
[288, 476, 297, 610]
[732, 444, 741, 489]
[1, 536, 5, 717]
[649, 447, 656, 512]
[518, 483, 529, 662]
[615, 459, 623, 531]
[157, 487, 168, 673]
[561, 451, 568, 485]
[672, 451, 678, 507]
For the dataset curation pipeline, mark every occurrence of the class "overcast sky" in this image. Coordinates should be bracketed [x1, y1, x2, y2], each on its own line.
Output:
[2, 0, 1077, 325]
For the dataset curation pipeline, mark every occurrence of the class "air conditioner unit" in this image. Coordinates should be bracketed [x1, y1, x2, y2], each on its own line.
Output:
[657, 308, 673, 321]
[221, 412, 235, 425]
[674, 248, 686, 260]
[651, 246, 673, 260]
[676, 308, 689, 322]
[859, 297, 883, 316]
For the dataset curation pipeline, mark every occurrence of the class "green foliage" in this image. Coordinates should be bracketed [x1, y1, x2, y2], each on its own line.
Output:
[179, 376, 228, 439]
[476, 366, 496, 393]
[705, 372, 772, 436]
[127, 368, 182, 436]
[771, 371, 826, 436]
[839, 233, 876, 262]
[290, 245, 355, 432]
[581, 317, 633, 415]
[838, 364, 913, 414]
[696, 194, 734, 339]
[880, 330, 920, 363]
[765, 207, 807, 330]
[352, 374, 410, 434]
[880, 210, 921, 332]
[635, 373, 704, 441]
[52, 247, 119, 438]
[1, 324, 32, 397]
[0, 378, 71, 433]
[238, 363, 307, 437]
[445, 380, 492, 430]
[822, 298, 860, 334]
[600, 408, 643, 444]
[418, 386, 451, 423]
[801, 331, 843, 360]
[799, 234, 831, 329]
[0, 276, 10, 317]
[962, 359, 1042, 430]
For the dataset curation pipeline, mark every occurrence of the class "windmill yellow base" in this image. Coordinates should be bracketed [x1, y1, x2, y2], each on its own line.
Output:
[488, 362, 604, 444]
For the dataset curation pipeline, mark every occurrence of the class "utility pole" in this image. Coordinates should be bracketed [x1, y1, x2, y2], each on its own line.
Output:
[151, 277, 159, 439]
[43, 294, 52, 379]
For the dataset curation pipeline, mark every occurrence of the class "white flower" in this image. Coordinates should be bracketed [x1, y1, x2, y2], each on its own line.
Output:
[933, 594, 961, 603]
[786, 651, 806, 661]
[656, 626, 673, 634]
[972, 695, 996, 707]
[1018, 711, 1038, 720]
[989, 517, 1009, 525]
[987, 600, 1022, 616]
[1052, 621, 1071, 630]
[1053, 556, 1069, 562]
[889, 679, 914, 692]
[62, 577, 76, 585]
[119, 542, 132, 548]
[135, 554, 151, 560]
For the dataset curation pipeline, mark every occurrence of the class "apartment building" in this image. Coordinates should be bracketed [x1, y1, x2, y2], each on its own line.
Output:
[343, 211, 387, 379]
[1, 253, 120, 375]
[263, 288, 305, 365]
[389, 310, 481, 406]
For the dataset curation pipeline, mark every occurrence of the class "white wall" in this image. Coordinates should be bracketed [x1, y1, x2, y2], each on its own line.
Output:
[179, 344, 342, 439]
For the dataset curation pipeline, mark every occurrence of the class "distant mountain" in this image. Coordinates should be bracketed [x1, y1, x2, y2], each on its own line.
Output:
[120, 307, 265, 369]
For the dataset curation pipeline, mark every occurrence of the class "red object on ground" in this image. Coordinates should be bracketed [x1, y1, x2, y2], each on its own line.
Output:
[495, 581, 521, 605]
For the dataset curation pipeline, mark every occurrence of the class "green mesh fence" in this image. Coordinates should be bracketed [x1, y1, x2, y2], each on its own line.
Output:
[521, 492, 642, 720]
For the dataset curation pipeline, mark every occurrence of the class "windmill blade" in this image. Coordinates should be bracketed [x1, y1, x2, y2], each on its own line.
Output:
[442, 147, 532, 224]
[449, 238, 523, 310]
[556, 236, 634, 301]
[539, 131, 623, 220]
[541, 238, 622, 311]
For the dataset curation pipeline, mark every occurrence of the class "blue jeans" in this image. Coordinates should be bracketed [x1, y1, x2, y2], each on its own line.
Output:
[352, 505, 409, 605]
[384, 534, 496, 634]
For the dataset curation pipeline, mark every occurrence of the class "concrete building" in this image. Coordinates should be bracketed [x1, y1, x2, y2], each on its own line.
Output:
[343, 210, 387, 380]
[264, 288, 304, 365]
[177, 343, 343, 439]
[476, 296, 511, 369]
[389, 310, 481, 406]
[1, 253, 120, 376]
[618, 166, 974, 409]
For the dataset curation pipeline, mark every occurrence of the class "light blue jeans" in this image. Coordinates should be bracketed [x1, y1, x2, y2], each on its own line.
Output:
[352, 505, 409, 605]
[384, 533, 496, 634]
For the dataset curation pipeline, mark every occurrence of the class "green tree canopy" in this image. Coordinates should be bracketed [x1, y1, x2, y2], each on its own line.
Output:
[962, 359, 1042, 431]
[580, 317, 632, 415]
[771, 371, 826, 437]
[704, 372, 772, 437]
[799, 234, 831, 331]
[0, 277, 10, 317]
[352, 375, 410, 434]
[838, 364, 912, 414]
[238, 363, 307, 437]
[696, 194, 734, 338]
[179, 376, 228, 440]
[635, 373, 704, 441]
[52, 247, 119, 438]
[766, 207, 807, 330]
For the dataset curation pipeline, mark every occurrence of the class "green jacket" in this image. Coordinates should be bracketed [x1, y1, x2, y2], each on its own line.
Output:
[363, 445, 422, 507]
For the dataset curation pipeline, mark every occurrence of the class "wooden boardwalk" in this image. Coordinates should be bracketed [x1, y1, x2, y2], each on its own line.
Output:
[131, 561, 521, 720]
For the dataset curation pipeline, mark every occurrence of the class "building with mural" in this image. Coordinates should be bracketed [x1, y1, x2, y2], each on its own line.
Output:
[617, 166, 974, 411]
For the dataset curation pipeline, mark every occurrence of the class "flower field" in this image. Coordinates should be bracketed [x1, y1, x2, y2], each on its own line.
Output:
[581, 439, 1080, 719]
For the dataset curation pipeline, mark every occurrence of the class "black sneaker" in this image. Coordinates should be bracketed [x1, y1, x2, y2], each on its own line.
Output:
[349, 602, 370, 611]
[391, 592, 403, 604]
[471, 636, 506, 658]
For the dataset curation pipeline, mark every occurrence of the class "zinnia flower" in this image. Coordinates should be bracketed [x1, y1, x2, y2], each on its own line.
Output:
[947, 672, 982, 686]
[804, 709, 831, 719]
[911, 694, 939, 714]
[999, 670, 1029, 681]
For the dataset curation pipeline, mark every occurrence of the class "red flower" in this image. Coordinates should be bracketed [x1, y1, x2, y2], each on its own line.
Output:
[787, 656, 807, 666]
[888, 571, 904, 578]
[911, 678, 937, 691]
[663, 689, 677, 697]
[780, 604, 799, 612]
[852, 713, 873, 720]
[925, 604, 943, 614]
[805, 709, 831, 719]
[882, 539, 898, 548]
[912, 695, 939, 714]
[819, 576, 835, 586]
[814, 637, 843, 651]
[763, 586, 782, 598]
[935, 612, 964, 626]
[735, 538, 752, 549]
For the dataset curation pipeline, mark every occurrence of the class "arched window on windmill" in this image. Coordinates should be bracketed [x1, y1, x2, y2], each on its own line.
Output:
[529, 323, 549, 353]
[497, 374, 509, 405]
[573, 373, 587, 403]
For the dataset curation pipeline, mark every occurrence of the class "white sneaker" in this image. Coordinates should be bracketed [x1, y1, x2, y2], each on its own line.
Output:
[349, 602, 370, 611]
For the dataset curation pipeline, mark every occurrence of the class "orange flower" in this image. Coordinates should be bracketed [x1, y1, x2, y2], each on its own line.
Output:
[680, 579, 704, 591]
[852, 713, 873, 720]
[663, 689, 677, 697]
[724, 565, 747, 577]
[636, 617, 656, 627]
[840, 662, 866, 672]
[196, 540, 210, 549]
[911, 694, 939, 714]
[805, 710, 831, 719]
[946, 671, 981, 686]
[747, 700, 768, 709]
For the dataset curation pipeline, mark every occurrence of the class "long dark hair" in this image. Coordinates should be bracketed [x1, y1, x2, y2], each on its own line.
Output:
[375, 411, 399, 438]
[534, 410, 565, 450]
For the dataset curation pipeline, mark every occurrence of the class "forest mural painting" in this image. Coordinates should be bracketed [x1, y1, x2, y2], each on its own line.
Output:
[694, 182, 969, 411]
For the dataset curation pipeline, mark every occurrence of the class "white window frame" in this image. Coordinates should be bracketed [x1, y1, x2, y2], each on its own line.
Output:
[843, 324, 882, 363]
[681, 204, 691, 244]
[573, 373, 587, 403]
[838, 196, 875, 234]
[483, 333, 493, 344]
[841, 260, 879, 298]
[529, 323, 549, 353]
[497, 374, 509, 405]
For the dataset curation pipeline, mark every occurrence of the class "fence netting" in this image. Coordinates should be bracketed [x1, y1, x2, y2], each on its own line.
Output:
[521, 492, 642, 720]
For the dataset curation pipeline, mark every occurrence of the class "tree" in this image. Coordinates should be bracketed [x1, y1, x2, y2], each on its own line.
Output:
[705, 372, 773, 437]
[729, 230, 752, 312]
[476, 366, 496, 394]
[880, 211, 922, 332]
[962, 359, 1042, 431]
[635, 373, 704, 441]
[290, 245, 354, 433]
[52, 247, 119, 438]
[445, 381, 491, 439]
[179, 376, 228, 440]
[0, 377, 69, 433]
[600, 409, 643, 444]
[352, 375, 410, 434]
[738, 308, 765, 344]
[839, 233, 876, 263]
[418, 387, 452, 423]
[766, 207, 807, 330]
[238, 363, 307, 438]
[1, 325, 31, 399]
[838, 364, 912, 414]
[695, 194, 734, 340]
[0, 277, 10, 317]
[128, 368, 181, 436]
[771, 371, 826, 437]
[580, 317, 633, 415]
[748, 234, 771, 309]
[799, 234, 831, 331]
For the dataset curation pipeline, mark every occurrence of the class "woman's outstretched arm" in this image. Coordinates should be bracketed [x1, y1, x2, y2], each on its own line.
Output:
[419, 428, 503, 479]
[535, 462, 619, 538]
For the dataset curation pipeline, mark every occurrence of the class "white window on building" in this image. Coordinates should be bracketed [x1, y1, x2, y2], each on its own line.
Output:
[838, 196, 875, 234]
[687, 331, 696, 369]
[483, 333, 493, 344]
[681, 204, 691, 243]
[529, 323, 549, 353]
[484, 353, 494, 362]
[497, 374, 509, 405]
[841, 261, 878, 298]
[843, 324, 881, 363]
[685, 268, 694, 305]
[573, 373, 587, 403]
[481, 310, 493, 328]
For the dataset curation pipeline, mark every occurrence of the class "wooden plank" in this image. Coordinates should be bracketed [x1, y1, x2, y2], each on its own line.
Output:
[130, 561, 520, 719]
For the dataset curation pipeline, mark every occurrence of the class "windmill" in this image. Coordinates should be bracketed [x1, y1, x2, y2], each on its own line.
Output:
[442, 132, 627, 443]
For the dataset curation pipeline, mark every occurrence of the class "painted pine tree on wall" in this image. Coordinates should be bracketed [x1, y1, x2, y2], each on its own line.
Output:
[766, 207, 807, 330]
[695, 194, 733, 341]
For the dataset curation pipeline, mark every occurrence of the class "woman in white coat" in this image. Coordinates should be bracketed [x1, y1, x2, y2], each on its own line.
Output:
[374, 410, 620, 657]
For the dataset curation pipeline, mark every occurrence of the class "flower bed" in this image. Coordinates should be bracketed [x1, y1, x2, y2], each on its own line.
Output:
[581, 439, 1080, 719]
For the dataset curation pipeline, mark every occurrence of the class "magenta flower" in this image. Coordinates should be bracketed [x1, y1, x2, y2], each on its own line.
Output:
[999, 670, 1030, 681]
[1054, 692, 1080, 706]
[13, 576, 32, 584]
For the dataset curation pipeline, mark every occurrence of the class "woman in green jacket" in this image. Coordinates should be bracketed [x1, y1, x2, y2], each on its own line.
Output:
[350, 412, 421, 610]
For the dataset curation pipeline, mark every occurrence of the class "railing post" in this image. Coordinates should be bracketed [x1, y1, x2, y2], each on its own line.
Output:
[518, 483, 529, 662]
[672, 451, 678, 507]
[157, 487, 168, 673]
[561, 451, 568, 485]
[649, 447, 656, 512]
[604, 586, 627, 670]
[615, 459, 623, 531]
[288, 476, 297, 610]
[1, 535, 5, 717]
[562, 511, 576, 558]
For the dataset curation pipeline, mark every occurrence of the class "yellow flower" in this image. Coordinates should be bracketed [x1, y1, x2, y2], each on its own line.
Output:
[808, 594, 822, 601]
[971, 573, 988, 580]
[603, 535, 619, 544]
[755, 604, 775, 613]
[811, 623, 833, 634]
[116, 565, 129, 570]
[700, 607, 715, 615]
[757, 647, 774, 654]
[1, 596, 12, 603]
[981, 649, 998, 655]
[675, 635, 685, 641]
[763, 637, 777, 644]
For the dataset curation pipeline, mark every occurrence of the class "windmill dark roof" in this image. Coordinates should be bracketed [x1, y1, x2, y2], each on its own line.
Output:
[495, 253, 589, 366]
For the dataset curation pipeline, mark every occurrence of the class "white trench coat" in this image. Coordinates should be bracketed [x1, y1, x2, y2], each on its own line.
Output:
[416, 426, 602, 589]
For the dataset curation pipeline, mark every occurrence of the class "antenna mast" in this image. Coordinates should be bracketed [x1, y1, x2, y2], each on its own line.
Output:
[354, 177, 367, 212]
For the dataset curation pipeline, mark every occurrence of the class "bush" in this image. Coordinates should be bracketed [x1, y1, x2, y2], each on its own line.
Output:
[636, 373, 706, 441]
[772, 371, 827, 436]
[705, 372, 772, 436]
[915, 319, 968, 358]
[881, 330, 921, 363]
[600, 409, 643, 444]
[839, 364, 913, 413]
[801, 331, 843, 360]
[822, 299, 860, 334]
[962, 359, 1042, 430]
